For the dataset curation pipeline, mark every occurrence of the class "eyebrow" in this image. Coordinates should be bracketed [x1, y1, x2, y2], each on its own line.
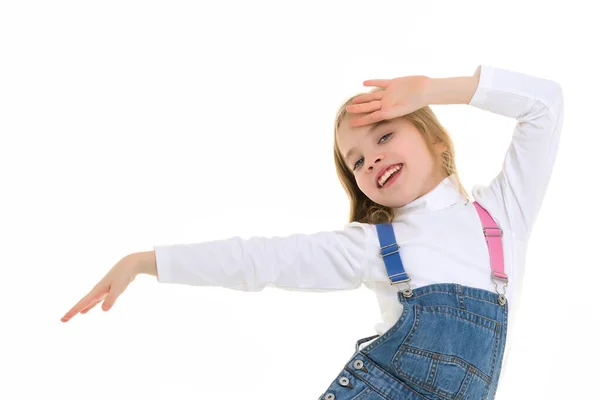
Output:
[343, 120, 391, 162]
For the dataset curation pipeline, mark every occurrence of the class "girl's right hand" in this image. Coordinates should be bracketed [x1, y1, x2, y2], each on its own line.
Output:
[60, 253, 142, 323]
[346, 75, 433, 127]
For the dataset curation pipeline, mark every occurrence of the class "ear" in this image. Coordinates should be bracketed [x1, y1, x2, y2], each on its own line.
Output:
[434, 140, 447, 155]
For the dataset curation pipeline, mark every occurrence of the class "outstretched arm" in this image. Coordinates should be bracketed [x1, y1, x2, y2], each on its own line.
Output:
[148, 223, 372, 292]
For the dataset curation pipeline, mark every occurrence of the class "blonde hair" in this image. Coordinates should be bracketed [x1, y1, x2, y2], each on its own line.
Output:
[333, 87, 469, 224]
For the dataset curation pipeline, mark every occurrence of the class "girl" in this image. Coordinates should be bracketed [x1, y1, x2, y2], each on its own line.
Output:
[61, 64, 564, 399]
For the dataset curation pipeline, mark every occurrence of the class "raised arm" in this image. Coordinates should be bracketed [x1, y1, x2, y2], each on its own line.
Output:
[467, 65, 564, 240]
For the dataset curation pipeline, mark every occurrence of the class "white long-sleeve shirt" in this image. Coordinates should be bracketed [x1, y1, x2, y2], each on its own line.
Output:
[153, 64, 564, 387]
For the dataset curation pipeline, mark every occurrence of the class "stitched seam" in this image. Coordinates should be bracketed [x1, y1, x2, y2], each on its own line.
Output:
[462, 293, 500, 306]
[352, 387, 371, 400]
[361, 304, 410, 354]
[420, 306, 501, 332]
[398, 305, 499, 382]
[456, 371, 473, 399]
[393, 363, 454, 400]
[402, 305, 498, 380]
[425, 357, 438, 386]
[405, 304, 421, 343]
[488, 302, 509, 394]
[488, 318, 501, 389]
[407, 289, 500, 306]
[489, 304, 509, 398]
[345, 368, 393, 400]
[347, 360, 428, 400]
[394, 353, 489, 399]
[400, 345, 492, 384]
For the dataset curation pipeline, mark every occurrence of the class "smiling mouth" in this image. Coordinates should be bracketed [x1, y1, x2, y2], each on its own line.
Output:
[377, 164, 403, 188]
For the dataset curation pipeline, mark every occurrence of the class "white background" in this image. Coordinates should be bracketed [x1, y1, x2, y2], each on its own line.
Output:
[1, 1, 597, 399]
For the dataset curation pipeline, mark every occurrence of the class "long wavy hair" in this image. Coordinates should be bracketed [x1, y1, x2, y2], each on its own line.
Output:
[333, 88, 469, 224]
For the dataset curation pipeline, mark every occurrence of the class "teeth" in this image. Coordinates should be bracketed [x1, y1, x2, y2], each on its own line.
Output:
[378, 164, 402, 187]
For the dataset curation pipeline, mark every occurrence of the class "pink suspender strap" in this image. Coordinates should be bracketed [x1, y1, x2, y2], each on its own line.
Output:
[473, 201, 509, 306]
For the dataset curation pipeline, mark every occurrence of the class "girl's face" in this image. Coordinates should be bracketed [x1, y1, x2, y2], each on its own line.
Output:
[336, 116, 447, 209]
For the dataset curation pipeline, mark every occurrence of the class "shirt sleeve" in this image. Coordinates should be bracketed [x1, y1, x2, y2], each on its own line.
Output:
[468, 64, 564, 240]
[153, 221, 371, 292]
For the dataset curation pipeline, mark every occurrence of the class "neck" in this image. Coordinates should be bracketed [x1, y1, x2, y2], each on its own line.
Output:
[420, 170, 448, 197]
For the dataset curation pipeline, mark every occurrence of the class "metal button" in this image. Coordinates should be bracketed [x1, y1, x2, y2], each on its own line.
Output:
[338, 377, 354, 389]
[353, 359, 368, 373]
[325, 394, 335, 400]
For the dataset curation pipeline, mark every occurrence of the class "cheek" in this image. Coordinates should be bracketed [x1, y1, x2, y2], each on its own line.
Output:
[356, 175, 367, 190]
[355, 174, 373, 194]
[403, 141, 433, 167]
[409, 153, 431, 171]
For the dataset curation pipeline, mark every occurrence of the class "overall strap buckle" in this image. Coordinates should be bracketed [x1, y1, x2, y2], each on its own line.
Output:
[474, 202, 509, 306]
[376, 225, 413, 298]
[491, 273, 508, 306]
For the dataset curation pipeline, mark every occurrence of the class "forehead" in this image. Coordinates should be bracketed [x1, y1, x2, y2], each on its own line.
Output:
[337, 117, 391, 142]
[336, 117, 396, 156]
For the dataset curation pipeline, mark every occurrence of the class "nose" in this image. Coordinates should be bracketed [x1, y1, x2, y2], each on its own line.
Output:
[367, 154, 384, 171]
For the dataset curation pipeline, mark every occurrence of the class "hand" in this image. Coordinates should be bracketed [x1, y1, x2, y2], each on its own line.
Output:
[346, 75, 432, 127]
[60, 253, 142, 322]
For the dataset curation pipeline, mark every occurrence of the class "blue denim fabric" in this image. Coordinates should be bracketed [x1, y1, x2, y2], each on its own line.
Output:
[320, 284, 508, 399]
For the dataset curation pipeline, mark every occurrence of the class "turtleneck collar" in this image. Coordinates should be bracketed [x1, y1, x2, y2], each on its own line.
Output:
[393, 174, 466, 218]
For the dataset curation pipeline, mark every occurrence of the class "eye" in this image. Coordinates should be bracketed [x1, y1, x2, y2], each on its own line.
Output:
[380, 132, 392, 143]
[352, 133, 393, 171]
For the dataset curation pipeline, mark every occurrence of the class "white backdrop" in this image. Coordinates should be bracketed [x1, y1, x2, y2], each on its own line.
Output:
[1, 1, 597, 399]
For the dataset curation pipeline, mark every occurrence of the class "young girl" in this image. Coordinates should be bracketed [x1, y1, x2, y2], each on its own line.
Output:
[61, 64, 563, 399]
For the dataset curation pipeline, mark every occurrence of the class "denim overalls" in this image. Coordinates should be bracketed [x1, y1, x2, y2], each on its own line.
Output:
[320, 202, 509, 400]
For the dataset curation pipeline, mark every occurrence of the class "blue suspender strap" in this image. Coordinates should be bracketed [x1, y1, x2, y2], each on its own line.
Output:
[375, 223, 413, 297]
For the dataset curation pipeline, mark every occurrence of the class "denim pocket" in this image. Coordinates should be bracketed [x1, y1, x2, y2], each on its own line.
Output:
[392, 304, 501, 399]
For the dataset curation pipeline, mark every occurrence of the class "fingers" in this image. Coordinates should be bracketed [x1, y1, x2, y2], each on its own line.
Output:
[102, 277, 133, 311]
[61, 279, 129, 322]
[351, 104, 408, 127]
[351, 111, 386, 127]
[351, 91, 384, 104]
[101, 278, 131, 312]
[363, 79, 390, 88]
[80, 298, 104, 314]
[61, 256, 138, 322]
[350, 107, 396, 127]
[61, 285, 108, 322]
[346, 100, 381, 114]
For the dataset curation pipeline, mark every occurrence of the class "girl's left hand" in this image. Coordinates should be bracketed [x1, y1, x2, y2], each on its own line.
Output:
[346, 75, 432, 127]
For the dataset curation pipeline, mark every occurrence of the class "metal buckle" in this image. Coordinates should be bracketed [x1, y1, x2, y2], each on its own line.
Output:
[491, 272, 508, 306]
[379, 243, 399, 258]
[485, 227, 505, 305]
[379, 243, 412, 297]
[483, 226, 503, 237]
[390, 275, 413, 298]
